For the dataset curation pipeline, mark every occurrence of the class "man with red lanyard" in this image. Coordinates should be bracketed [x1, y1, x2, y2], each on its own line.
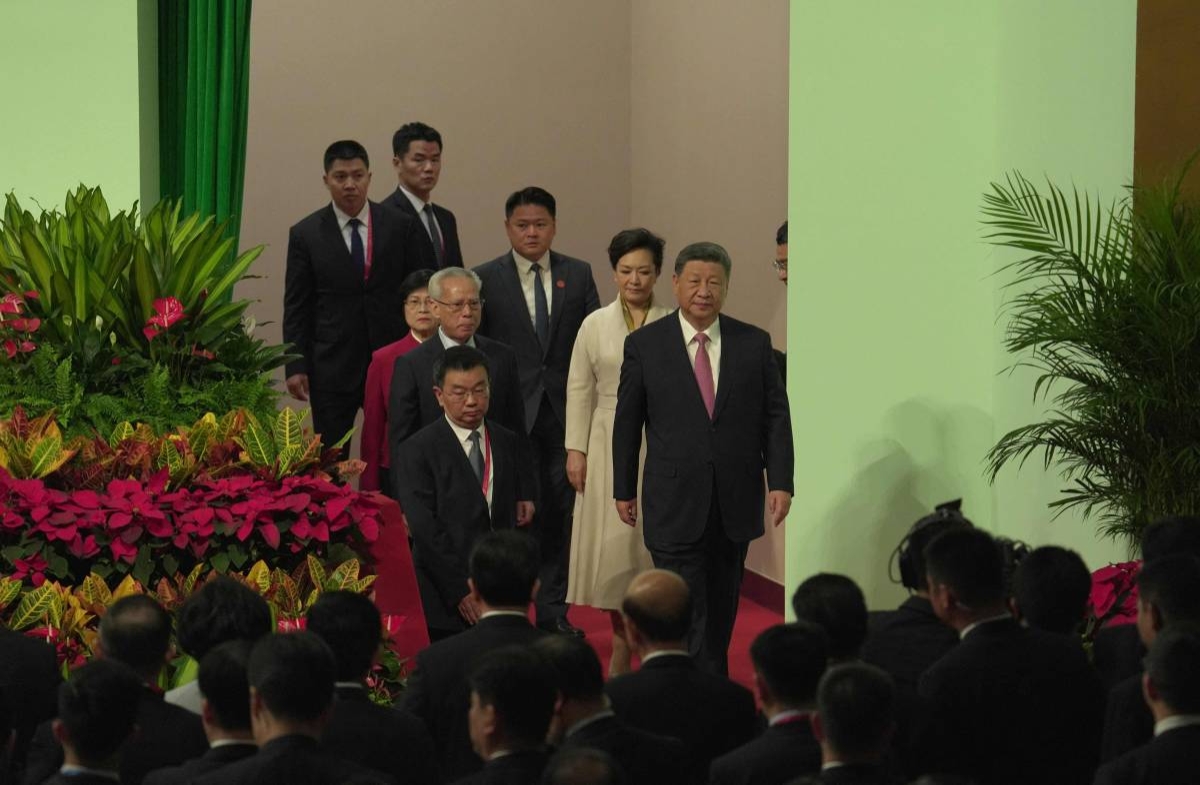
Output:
[282, 139, 434, 454]
[393, 345, 535, 641]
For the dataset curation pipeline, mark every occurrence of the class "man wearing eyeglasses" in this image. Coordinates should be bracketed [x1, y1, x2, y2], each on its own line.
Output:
[393, 346, 534, 640]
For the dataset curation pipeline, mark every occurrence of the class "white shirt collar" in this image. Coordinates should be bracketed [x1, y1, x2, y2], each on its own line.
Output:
[960, 613, 1013, 640]
[438, 326, 475, 349]
[678, 310, 720, 346]
[210, 738, 258, 749]
[445, 416, 486, 445]
[640, 649, 690, 664]
[768, 709, 811, 727]
[331, 201, 370, 231]
[565, 708, 616, 738]
[1155, 714, 1200, 736]
[478, 610, 529, 620]
[512, 248, 549, 272]
[398, 183, 431, 212]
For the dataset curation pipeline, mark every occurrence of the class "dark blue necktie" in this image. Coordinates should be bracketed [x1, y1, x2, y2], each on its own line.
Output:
[533, 263, 549, 347]
[348, 218, 365, 274]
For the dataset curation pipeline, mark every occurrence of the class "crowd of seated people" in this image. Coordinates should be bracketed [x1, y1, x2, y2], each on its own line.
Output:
[7, 513, 1200, 785]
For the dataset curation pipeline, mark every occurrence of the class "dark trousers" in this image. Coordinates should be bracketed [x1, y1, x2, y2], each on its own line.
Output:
[647, 500, 748, 675]
[529, 396, 575, 624]
[311, 386, 363, 459]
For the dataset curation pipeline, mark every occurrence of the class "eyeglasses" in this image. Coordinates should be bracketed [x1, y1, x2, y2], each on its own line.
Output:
[440, 385, 491, 402]
[433, 298, 484, 312]
[771, 259, 788, 272]
[404, 297, 434, 309]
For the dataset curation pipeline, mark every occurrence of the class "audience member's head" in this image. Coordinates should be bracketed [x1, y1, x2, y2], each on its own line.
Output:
[750, 621, 829, 716]
[791, 574, 867, 661]
[468, 530, 541, 610]
[176, 576, 272, 661]
[620, 569, 692, 654]
[247, 631, 336, 742]
[433, 345, 491, 430]
[541, 748, 627, 785]
[1011, 546, 1091, 635]
[1135, 554, 1200, 647]
[1142, 623, 1200, 721]
[774, 221, 788, 284]
[197, 639, 254, 740]
[53, 660, 142, 770]
[1141, 515, 1200, 564]
[306, 590, 382, 683]
[97, 594, 173, 681]
[533, 634, 605, 742]
[812, 663, 895, 766]
[893, 501, 973, 595]
[924, 528, 1009, 629]
[468, 645, 557, 758]
[505, 187, 557, 262]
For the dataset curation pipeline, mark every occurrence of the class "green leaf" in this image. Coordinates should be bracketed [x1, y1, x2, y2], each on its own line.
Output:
[306, 554, 327, 590]
[238, 418, 275, 467]
[8, 585, 55, 630]
[28, 435, 64, 478]
[110, 421, 135, 446]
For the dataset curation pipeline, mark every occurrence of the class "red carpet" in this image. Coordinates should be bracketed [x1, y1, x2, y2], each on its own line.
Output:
[567, 594, 784, 692]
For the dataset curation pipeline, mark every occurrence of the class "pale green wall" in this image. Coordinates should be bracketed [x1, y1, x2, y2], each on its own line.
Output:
[787, 0, 1136, 609]
[0, 1, 146, 210]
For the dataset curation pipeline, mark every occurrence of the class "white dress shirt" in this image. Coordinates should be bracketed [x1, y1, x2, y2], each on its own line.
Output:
[678, 311, 721, 393]
[445, 416, 493, 509]
[398, 184, 443, 243]
[512, 250, 553, 323]
[331, 202, 370, 256]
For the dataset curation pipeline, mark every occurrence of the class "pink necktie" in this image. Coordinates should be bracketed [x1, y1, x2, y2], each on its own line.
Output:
[694, 333, 715, 419]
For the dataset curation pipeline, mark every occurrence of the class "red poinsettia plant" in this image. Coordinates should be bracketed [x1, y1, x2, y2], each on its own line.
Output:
[1083, 560, 1141, 642]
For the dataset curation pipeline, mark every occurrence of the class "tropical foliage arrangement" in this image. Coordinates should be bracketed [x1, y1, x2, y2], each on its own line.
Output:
[0, 186, 291, 438]
[982, 166, 1200, 545]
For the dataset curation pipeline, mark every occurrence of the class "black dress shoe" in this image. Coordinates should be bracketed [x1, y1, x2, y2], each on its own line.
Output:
[539, 618, 586, 637]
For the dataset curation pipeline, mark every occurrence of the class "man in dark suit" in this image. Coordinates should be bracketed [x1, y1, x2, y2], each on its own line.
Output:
[393, 346, 534, 637]
[1010, 545, 1092, 635]
[306, 590, 439, 783]
[194, 632, 392, 785]
[772, 221, 787, 383]
[401, 531, 547, 781]
[1100, 555, 1200, 762]
[474, 186, 600, 636]
[387, 267, 527, 463]
[1094, 623, 1200, 785]
[454, 646, 555, 785]
[23, 596, 208, 785]
[43, 660, 141, 785]
[709, 622, 828, 785]
[606, 570, 758, 783]
[0, 625, 59, 779]
[915, 528, 1103, 785]
[542, 749, 627, 785]
[144, 641, 258, 785]
[534, 634, 686, 785]
[792, 574, 868, 663]
[613, 241, 792, 674]
[282, 139, 434, 450]
[382, 122, 462, 269]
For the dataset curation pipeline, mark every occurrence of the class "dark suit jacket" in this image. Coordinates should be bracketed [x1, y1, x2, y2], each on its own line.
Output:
[23, 685, 208, 785]
[1093, 622, 1144, 690]
[784, 764, 895, 785]
[387, 333, 528, 479]
[42, 775, 124, 785]
[559, 714, 687, 785]
[393, 417, 526, 632]
[709, 718, 822, 785]
[1100, 672, 1154, 762]
[915, 618, 1103, 785]
[321, 685, 440, 784]
[193, 734, 393, 785]
[474, 251, 600, 429]
[606, 654, 758, 784]
[142, 742, 257, 785]
[862, 596, 958, 691]
[400, 615, 547, 781]
[612, 312, 792, 544]
[0, 627, 59, 777]
[1094, 724, 1200, 785]
[382, 187, 463, 269]
[449, 749, 548, 785]
[282, 201, 432, 392]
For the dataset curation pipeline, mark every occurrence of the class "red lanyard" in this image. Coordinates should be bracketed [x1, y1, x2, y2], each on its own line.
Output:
[480, 428, 492, 496]
[364, 215, 374, 279]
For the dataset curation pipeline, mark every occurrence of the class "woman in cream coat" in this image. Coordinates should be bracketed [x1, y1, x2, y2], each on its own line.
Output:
[565, 228, 672, 612]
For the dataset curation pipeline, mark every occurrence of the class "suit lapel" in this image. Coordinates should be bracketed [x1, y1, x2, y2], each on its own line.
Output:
[319, 206, 356, 272]
[498, 254, 540, 346]
[391, 188, 419, 219]
[365, 202, 390, 286]
[712, 314, 735, 421]
[546, 252, 568, 351]
[435, 418, 488, 511]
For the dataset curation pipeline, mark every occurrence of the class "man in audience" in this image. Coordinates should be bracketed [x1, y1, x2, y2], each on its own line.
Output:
[475, 186, 601, 637]
[45, 660, 142, 785]
[1100, 554, 1200, 762]
[306, 590, 439, 783]
[167, 576, 273, 714]
[541, 748, 627, 785]
[794, 663, 897, 785]
[916, 528, 1103, 785]
[1094, 624, 1200, 785]
[709, 622, 828, 785]
[1010, 545, 1092, 635]
[605, 569, 758, 783]
[282, 139, 432, 451]
[457, 646, 556, 785]
[383, 121, 463, 269]
[387, 267, 528, 455]
[0, 617, 59, 779]
[24, 596, 208, 785]
[144, 641, 258, 785]
[534, 634, 685, 785]
[772, 221, 787, 382]
[393, 346, 535, 639]
[792, 574, 867, 662]
[194, 632, 392, 785]
[401, 530, 546, 781]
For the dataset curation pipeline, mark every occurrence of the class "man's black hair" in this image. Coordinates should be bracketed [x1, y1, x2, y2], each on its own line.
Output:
[99, 594, 172, 675]
[1012, 546, 1091, 634]
[57, 659, 142, 763]
[468, 645, 556, 748]
[198, 639, 254, 731]
[307, 590, 382, 682]
[924, 528, 1005, 607]
[533, 634, 604, 701]
[469, 530, 540, 607]
[541, 748, 627, 785]
[791, 574, 867, 660]
[433, 345, 490, 388]
[776, 221, 788, 246]
[176, 576, 272, 660]
[817, 663, 895, 759]
[1145, 623, 1200, 714]
[1141, 515, 1200, 564]
[247, 631, 335, 722]
[324, 140, 369, 172]
[505, 187, 556, 219]
[392, 122, 443, 158]
[1137, 554, 1200, 626]
[750, 621, 829, 706]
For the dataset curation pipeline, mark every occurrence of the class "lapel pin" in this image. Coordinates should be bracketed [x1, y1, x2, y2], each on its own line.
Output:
[555, 280, 566, 288]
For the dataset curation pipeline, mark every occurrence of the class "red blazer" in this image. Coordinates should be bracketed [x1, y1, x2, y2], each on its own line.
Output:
[359, 331, 423, 490]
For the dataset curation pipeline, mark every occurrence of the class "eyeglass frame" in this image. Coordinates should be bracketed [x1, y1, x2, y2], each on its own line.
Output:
[432, 297, 485, 312]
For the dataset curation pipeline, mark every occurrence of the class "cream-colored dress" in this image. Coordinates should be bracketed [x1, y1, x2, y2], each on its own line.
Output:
[565, 298, 671, 609]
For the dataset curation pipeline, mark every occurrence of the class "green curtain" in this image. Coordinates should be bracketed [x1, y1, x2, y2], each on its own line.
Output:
[158, 0, 252, 272]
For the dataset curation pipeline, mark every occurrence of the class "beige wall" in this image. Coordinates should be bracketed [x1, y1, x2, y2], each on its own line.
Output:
[238, 0, 789, 585]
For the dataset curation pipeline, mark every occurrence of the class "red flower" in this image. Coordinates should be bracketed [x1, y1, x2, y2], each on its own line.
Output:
[110, 537, 138, 564]
[142, 296, 186, 341]
[191, 346, 215, 360]
[1090, 561, 1141, 626]
[12, 553, 48, 586]
[0, 293, 24, 315]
